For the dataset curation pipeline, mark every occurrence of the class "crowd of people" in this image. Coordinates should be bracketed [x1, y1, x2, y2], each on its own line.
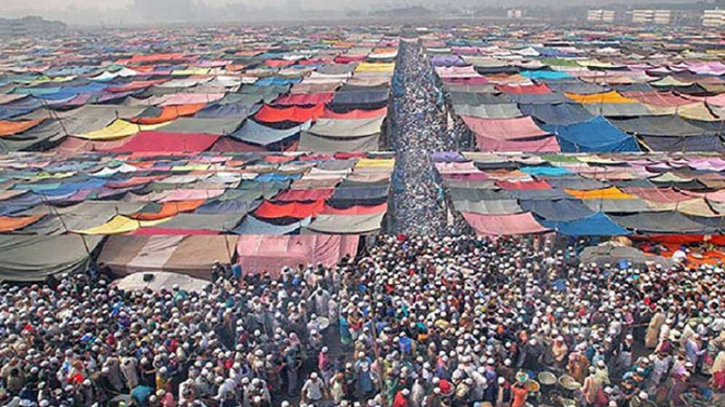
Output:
[0, 235, 724, 407]
[388, 39, 449, 236]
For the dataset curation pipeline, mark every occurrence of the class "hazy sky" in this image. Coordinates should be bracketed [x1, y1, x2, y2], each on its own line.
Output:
[0, 0, 700, 24]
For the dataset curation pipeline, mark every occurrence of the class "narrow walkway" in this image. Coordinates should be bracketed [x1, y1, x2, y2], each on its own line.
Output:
[387, 39, 450, 235]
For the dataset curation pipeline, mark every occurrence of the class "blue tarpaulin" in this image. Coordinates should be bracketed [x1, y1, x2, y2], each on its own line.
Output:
[543, 116, 640, 153]
[538, 212, 630, 236]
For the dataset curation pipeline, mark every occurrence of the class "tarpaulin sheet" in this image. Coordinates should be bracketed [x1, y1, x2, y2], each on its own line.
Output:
[449, 92, 513, 106]
[582, 198, 652, 213]
[130, 200, 205, 220]
[143, 213, 242, 231]
[306, 117, 384, 138]
[520, 198, 595, 221]
[194, 198, 261, 215]
[321, 202, 387, 215]
[566, 91, 636, 104]
[110, 132, 220, 153]
[0, 119, 44, 137]
[622, 187, 692, 203]
[74, 215, 169, 235]
[622, 91, 692, 107]
[275, 93, 334, 106]
[580, 244, 675, 268]
[453, 199, 522, 215]
[305, 212, 384, 234]
[159, 189, 225, 202]
[321, 107, 387, 119]
[236, 235, 359, 276]
[232, 215, 311, 235]
[76, 119, 168, 140]
[193, 102, 260, 118]
[463, 116, 549, 140]
[254, 104, 325, 123]
[330, 89, 389, 108]
[329, 184, 389, 202]
[298, 133, 379, 152]
[496, 83, 550, 94]
[131, 104, 206, 124]
[543, 117, 640, 153]
[582, 103, 652, 117]
[566, 187, 635, 200]
[0, 235, 102, 282]
[231, 119, 309, 146]
[538, 212, 629, 236]
[462, 211, 550, 235]
[0, 214, 44, 232]
[610, 116, 715, 137]
[154, 118, 242, 135]
[519, 103, 594, 126]
[254, 200, 325, 219]
[639, 135, 725, 152]
[274, 188, 334, 202]
[610, 212, 713, 233]
[454, 104, 521, 119]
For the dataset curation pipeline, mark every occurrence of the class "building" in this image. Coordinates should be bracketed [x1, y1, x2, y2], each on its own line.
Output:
[587, 9, 616, 23]
[0, 17, 66, 38]
[703, 9, 725, 27]
[507, 9, 524, 19]
[631, 9, 672, 25]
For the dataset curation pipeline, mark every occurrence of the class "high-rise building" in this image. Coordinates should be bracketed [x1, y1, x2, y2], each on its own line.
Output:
[632, 9, 671, 24]
[587, 10, 616, 23]
[703, 9, 725, 27]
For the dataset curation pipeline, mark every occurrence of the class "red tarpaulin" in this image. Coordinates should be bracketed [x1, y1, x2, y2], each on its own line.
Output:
[110, 132, 220, 153]
[335, 55, 367, 64]
[274, 93, 334, 106]
[273, 188, 335, 202]
[254, 200, 325, 219]
[237, 235, 359, 277]
[463, 212, 550, 236]
[254, 104, 325, 123]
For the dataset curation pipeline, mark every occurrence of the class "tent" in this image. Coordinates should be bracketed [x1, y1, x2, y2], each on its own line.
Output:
[236, 235, 359, 276]
[0, 235, 102, 282]
[98, 235, 235, 279]
[543, 117, 640, 153]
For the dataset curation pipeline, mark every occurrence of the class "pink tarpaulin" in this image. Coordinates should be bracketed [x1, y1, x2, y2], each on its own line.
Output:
[435, 66, 479, 79]
[621, 91, 691, 107]
[237, 235, 359, 277]
[622, 187, 692, 203]
[55, 136, 129, 153]
[462, 212, 549, 235]
[462, 115, 557, 151]
[474, 135, 560, 152]
[110, 132, 220, 153]
[159, 93, 225, 106]
[274, 93, 334, 106]
[462, 116, 549, 140]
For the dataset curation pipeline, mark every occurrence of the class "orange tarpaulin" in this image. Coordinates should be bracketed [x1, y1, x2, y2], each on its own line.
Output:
[565, 187, 636, 200]
[565, 91, 637, 104]
[0, 119, 44, 137]
[0, 214, 44, 232]
[130, 200, 205, 221]
[254, 104, 325, 123]
[254, 200, 325, 219]
[130, 104, 206, 125]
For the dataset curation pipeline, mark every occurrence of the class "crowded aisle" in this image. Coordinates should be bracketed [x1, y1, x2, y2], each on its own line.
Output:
[0, 235, 723, 406]
[388, 40, 450, 236]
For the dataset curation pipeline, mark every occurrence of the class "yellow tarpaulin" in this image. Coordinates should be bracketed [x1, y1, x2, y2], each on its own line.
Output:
[74, 216, 169, 235]
[76, 119, 169, 140]
[565, 187, 636, 200]
[356, 158, 395, 168]
[355, 63, 395, 73]
[565, 91, 637, 104]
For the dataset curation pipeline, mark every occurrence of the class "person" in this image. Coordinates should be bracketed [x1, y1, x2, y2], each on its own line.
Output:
[301, 372, 326, 405]
[509, 381, 528, 407]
